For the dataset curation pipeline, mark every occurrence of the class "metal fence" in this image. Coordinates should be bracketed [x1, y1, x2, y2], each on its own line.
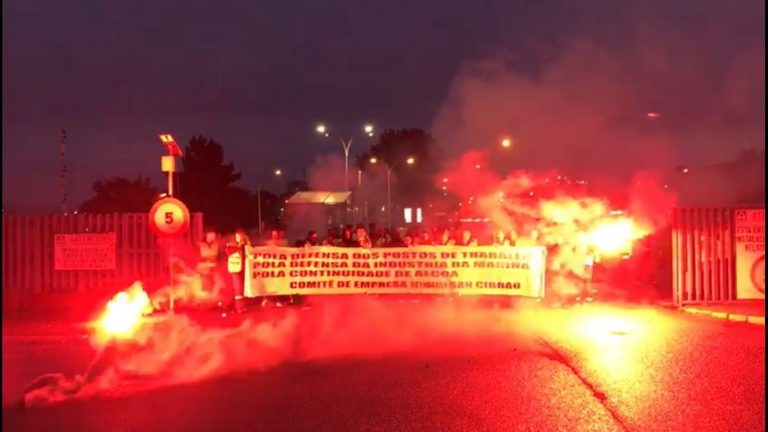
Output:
[2, 212, 203, 312]
[671, 207, 736, 305]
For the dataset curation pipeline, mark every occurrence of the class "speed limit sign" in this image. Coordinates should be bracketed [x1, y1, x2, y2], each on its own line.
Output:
[148, 197, 191, 237]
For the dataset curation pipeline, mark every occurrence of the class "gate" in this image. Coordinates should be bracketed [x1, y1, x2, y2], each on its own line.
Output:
[2, 212, 203, 313]
[671, 207, 765, 305]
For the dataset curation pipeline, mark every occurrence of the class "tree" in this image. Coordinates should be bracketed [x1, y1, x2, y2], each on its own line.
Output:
[177, 135, 248, 231]
[79, 176, 159, 213]
[357, 128, 439, 205]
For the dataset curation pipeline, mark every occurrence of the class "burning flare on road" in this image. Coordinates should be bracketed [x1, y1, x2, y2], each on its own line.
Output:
[94, 282, 153, 343]
[585, 215, 648, 257]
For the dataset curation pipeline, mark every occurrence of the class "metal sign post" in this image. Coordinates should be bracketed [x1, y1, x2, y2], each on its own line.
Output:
[156, 134, 185, 311]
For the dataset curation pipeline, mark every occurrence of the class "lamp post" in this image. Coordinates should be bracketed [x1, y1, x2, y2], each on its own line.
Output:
[315, 123, 374, 192]
[258, 168, 282, 237]
[369, 156, 415, 228]
[157, 133, 184, 312]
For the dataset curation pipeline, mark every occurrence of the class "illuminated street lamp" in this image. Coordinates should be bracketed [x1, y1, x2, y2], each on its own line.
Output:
[501, 137, 512, 148]
[370, 156, 416, 227]
[315, 122, 375, 192]
[257, 168, 283, 236]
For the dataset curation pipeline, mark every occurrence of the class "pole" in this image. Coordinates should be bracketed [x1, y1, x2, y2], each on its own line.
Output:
[257, 185, 263, 236]
[387, 168, 392, 228]
[60, 129, 68, 214]
[344, 148, 349, 192]
[338, 137, 353, 224]
[166, 151, 175, 311]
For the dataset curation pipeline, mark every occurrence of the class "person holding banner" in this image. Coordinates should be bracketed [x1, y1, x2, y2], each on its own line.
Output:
[322, 228, 339, 246]
[356, 225, 373, 248]
[340, 225, 358, 247]
[493, 230, 511, 246]
[460, 229, 478, 246]
[439, 229, 456, 246]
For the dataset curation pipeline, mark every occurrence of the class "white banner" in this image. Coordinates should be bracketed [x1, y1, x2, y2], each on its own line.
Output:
[54, 233, 116, 271]
[244, 246, 547, 298]
[735, 209, 765, 299]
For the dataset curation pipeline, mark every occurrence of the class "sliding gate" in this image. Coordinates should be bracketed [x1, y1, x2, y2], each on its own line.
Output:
[672, 207, 765, 305]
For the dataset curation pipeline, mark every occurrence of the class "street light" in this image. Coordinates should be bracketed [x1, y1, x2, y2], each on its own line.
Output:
[501, 137, 512, 148]
[257, 168, 283, 236]
[315, 122, 375, 192]
[370, 156, 416, 227]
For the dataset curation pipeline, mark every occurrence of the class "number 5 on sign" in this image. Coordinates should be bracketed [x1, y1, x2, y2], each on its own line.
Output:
[149, 197, 190, 237]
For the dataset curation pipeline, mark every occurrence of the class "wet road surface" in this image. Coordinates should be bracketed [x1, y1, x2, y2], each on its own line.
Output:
[2, 303, 764, 432]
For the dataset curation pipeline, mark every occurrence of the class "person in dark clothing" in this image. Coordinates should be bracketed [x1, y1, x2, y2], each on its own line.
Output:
[386, 229, 407, 247]
[340, 225, 358, 247]
[322, 227, 339, 246]
[305, 230, 319, 246]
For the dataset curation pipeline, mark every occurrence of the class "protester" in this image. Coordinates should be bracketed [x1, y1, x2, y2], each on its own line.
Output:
[305, 230, 319, 246]
[225, 229, 250, 313]
[386, 229, 407, 247]
[493, 230, 510, 246]
[438, 228, 455, 246]
[265, 229, 288, 247]
[197, 228, 225, 301]
[322, 227, 339, 246]
[374, 227, 389, 248]
[340, 225, 358, 247]
[355, 225, 373, 248]
[415, 230, 434, 246]
[459, 229, 478, 246]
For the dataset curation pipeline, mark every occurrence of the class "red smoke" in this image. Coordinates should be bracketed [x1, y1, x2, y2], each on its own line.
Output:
[437, 151, 676, 295]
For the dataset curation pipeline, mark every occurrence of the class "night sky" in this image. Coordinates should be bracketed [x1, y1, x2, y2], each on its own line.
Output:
[3, 0, 764, 211]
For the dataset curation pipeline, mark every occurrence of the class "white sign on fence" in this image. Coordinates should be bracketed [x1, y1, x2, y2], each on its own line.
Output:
[735, 209, 765, 299]
[54, 233, 117, 271]
[244, 245, 547, 298]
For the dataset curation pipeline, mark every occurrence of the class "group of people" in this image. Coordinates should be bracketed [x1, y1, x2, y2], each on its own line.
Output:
[294, 223, 527, 249]
[194, 223, 527, 314]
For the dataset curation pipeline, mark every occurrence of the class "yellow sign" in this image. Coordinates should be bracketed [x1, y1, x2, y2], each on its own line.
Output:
[54, 233, 116, 271]
[244, 246, 546, 298]
[735, 209, 765, 299]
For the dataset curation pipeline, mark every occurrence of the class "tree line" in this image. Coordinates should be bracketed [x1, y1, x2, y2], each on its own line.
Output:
[79, 129, 439, 232]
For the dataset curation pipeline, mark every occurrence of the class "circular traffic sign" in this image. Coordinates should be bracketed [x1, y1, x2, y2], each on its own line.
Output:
[148, 197, 190, 237]
[751, 255, 765, 294]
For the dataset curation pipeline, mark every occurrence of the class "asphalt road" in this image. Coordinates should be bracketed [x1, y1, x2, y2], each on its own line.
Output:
[2, 302, 765, 432]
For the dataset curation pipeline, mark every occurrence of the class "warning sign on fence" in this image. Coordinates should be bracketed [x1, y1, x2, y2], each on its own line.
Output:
[735, 209, 765, 299]
[54, 233, 117, 271]
[244, 245, 546, 298]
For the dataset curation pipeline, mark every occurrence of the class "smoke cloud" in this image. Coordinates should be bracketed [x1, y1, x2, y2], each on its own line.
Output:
[23, 296, 553, 407]
[432, 3, 765, 193]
